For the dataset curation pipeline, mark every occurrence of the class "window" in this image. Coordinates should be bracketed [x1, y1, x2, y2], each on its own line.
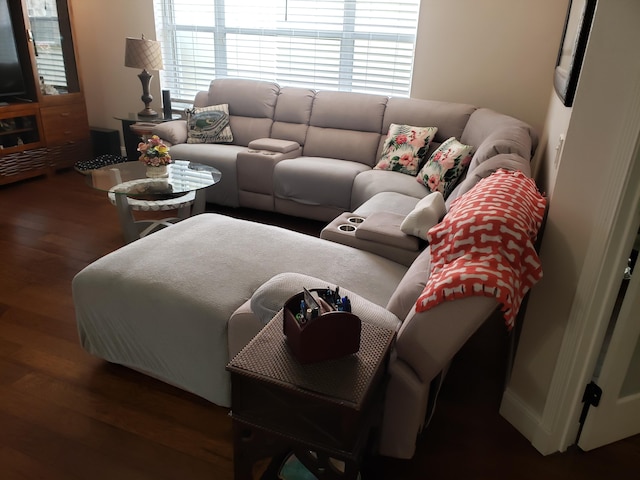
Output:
[153, 0, 420, 106]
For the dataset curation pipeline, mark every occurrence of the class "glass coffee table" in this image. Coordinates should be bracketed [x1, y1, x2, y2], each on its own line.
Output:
[88, 160, 221, 243]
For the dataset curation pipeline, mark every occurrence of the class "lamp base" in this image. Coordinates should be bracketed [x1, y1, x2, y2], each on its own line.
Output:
[136, 69, 158, 118]
[138, 107, 158, 118]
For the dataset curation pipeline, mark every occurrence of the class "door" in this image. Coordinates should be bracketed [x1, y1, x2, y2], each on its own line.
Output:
[578, 229, 640, 450]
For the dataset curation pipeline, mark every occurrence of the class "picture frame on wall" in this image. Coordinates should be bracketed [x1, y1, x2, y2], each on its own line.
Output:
[553, 0, 597, 107]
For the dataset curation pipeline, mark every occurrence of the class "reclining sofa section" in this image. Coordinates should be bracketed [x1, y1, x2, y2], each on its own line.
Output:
[153, 77, 537, 222]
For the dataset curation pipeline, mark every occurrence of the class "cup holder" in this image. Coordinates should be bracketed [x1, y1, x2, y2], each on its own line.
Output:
[347, 216, 365, 224]
[338, 224, 357, 232]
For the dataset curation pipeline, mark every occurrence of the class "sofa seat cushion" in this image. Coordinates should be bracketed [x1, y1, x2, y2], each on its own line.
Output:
[351, 170, 429, 211]
[73, 213, 408, 408]
[274, 157, 370, 210]
[353, 191, 421, 217]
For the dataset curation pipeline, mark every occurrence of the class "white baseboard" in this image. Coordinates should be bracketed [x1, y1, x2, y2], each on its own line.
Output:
[499, 388, 564, 456]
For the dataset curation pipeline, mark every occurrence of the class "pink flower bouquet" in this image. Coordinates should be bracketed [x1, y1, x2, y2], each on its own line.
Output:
[137, 135, 172, 166]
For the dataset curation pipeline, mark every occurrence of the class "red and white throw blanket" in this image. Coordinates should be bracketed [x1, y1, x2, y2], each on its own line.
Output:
[416, 169, 547, 329]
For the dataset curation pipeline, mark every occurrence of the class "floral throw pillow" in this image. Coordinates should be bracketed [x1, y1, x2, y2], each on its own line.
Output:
[374, 124, 438, 176]
[416, 136, 474, 197]
[186, 104, 234, 144]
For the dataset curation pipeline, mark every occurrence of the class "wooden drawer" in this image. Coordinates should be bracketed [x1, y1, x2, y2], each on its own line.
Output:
[40, 103, 90, 146]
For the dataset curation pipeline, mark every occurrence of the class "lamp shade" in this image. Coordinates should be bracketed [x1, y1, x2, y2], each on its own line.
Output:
[124, 36, 163, 71]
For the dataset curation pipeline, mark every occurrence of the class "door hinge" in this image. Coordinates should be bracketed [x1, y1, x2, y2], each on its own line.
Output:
[576, 381, 602, 443]
[582, 381, 602, 410]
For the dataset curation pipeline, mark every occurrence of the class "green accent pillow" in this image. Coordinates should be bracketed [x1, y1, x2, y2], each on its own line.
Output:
[374, 124, 438, 176]
[186, 104, 233, 144]
[416, 136, 474, 197]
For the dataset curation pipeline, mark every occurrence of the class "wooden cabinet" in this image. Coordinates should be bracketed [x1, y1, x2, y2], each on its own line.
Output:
[0, 0, 91, 185]
[0, 103, 47, 185]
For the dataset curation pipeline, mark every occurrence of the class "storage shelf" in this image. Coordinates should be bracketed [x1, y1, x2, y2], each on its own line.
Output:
[0, 0, 90, 185]
[0, 127, 35, 137]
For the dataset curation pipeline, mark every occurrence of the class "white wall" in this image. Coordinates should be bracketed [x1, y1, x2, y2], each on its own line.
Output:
[502, 0, 640, 453]
[412, 0, 569, 135]
[70, 0, 159, 141]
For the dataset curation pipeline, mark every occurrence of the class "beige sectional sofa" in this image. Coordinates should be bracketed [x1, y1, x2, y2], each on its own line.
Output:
[73, 78, 541, 460]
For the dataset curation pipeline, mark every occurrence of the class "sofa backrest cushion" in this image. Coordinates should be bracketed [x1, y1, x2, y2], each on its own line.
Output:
[304, 91, 387, 165]
[382, 98, 476, 145]
[461, 108, 538, 163]
[207, 78, 280, 147]
[271, 86, 316, 146]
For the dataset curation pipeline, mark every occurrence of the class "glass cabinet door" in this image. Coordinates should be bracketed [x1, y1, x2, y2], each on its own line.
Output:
[25, 0, 80, 96]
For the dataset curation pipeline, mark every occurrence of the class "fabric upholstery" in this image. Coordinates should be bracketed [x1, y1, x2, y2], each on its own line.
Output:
[385, 247, 432, 321]
[353, 191, 421, 217]
[152, 120, 187, 145]
[417, 169, 546, 329]
[271, 86, 315, 145]
[374, 124, 438, 176]
[73, 213, 408, 408]
[304, 127, 382, 166]
[400, 192, 447, 240]
[383, 97, 476, 145]
[461, 107, 538, 158]
[302, 90, 387, 166]
[320, 212, 421, 267]
[309, 90, 387, 132]
[351, 170, 429, 211]
[169, 143, 247, 207]
[416, 137, 474, 198]
[186, 104, 233, 144]
[208, 78, 279, 147]
[355, 212, 420, 250]
[274, 157, 369, 210]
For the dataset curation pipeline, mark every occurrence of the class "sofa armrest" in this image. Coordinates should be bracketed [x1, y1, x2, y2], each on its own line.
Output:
[248, 137, 300, 153]
[395, 296, 499, 383]
[152, 120, 188, 145]
[237, 141, 303, 196]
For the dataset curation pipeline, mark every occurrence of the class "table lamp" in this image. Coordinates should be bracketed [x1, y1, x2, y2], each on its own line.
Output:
[124, 35, 164, 117]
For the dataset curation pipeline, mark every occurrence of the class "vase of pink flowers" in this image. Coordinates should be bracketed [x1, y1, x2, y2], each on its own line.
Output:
[137, 135, 172, 177]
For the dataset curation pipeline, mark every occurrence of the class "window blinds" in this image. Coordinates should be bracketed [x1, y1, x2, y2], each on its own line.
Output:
[153, 0, 419, 106]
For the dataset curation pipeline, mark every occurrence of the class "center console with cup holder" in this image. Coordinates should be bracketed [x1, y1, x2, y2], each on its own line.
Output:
[320, 211, 423, 267]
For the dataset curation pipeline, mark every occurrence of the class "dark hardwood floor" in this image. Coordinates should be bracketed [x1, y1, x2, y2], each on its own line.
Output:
[1, 169, 638, 479]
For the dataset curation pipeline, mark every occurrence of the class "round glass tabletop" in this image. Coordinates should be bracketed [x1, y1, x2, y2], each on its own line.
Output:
[87, 160, 222, 200]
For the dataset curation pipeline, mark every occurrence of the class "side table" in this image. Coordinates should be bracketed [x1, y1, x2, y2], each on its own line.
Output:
[88, 160, 221, 243]
[115, 113, 181, 161]
[227, 312, 396, 479]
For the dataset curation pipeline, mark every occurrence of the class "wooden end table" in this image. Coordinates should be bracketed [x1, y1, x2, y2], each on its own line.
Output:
[226, 312, 396, 479]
